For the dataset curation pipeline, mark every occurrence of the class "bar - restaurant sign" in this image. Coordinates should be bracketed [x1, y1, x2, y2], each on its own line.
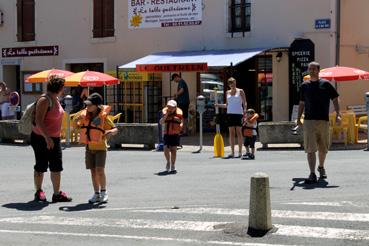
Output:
[136, 63, 208, 72]
[2, 46, 59, 58]
[128, 0, 202, 29]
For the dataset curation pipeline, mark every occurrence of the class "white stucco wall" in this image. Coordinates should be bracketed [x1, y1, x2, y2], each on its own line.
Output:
[339, 0, 369, 109]
[0, 0, 338, 117]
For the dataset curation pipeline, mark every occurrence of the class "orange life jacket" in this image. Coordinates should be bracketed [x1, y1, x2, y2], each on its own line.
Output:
[162, 107, 183, 135]
[242, 113, 259, 137]
[78, 105, 111, 144]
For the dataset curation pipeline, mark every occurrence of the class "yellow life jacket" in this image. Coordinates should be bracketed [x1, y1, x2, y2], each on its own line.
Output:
[162, 107, 183, 135]
[78, 105, 111, 144]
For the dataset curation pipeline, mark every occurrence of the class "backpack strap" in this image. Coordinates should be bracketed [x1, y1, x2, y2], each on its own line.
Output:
[42, 93, 53, 111]
[33, 94, 54, 125]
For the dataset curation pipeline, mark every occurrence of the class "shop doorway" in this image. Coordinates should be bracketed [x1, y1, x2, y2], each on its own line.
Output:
[232, 55, 273, 121]
[256, 55, 273, 121]
[109, 72, 162, 123]
[2, 65, 21, 118]
[198, 72, 225, 132]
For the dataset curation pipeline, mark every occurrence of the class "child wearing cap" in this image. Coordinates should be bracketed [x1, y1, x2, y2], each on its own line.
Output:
[76, 93, 118, 203]
[242, 109, 259, 160]
[159, 100, 183, 173]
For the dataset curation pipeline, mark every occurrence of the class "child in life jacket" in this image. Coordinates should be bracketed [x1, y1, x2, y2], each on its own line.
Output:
[242, 108, 259, 160]
[159, 100, 183, 174]
[76, 93, 118, 203]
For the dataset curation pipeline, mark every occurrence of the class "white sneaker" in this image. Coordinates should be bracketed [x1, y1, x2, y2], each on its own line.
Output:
[100, 191, 108, 203]
[88, 193, 100, 203]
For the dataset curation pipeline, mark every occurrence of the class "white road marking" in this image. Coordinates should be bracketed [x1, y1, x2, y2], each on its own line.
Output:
[132, 207, 369, 222]
[0, 215, 220, 231]
[282, 201, 368, 207]
[275, 224, 369, 240]
[1, 213, 369, 242]
[0, 229, 297, 246]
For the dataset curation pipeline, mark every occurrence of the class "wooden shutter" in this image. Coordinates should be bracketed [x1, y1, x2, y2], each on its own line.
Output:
[103, 0, 114, 37]
[230, 0, 235, 33]
[22, 0, 35, 41]
[93, 0, 103, 38]
[16, 0, 23, 41]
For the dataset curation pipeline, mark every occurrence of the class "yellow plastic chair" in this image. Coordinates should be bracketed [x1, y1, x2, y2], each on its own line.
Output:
[356, 115, 368, 142]
[107, 113, 122, 123]
[61, 111, 81, 143]
[70, 111, 83, 143]
[330, 113, 349, 146]
[60, 112, 68, 140]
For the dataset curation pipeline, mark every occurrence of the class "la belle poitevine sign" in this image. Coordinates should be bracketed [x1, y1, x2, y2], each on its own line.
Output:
[2, 46, 59, 58]
[129, 0, 202, 29]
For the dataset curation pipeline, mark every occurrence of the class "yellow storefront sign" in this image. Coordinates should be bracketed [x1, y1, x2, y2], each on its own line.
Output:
[106, 71, 161, 82]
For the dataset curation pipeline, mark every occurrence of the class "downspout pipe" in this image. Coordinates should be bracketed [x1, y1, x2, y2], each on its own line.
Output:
[335, 0, 341, 66]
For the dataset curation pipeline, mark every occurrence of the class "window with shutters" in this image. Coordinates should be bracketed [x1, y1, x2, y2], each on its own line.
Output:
[229, 0, 251, 34]
[93, 0, 114, 38]
[17, 0, 35, 42]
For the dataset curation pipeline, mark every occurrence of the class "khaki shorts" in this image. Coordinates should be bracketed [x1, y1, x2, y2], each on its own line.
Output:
[303, 120, 330, 153]
[85, 149, 107, 169]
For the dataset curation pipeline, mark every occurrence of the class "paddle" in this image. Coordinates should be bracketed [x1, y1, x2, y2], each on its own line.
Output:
[213, 89, 224, 157]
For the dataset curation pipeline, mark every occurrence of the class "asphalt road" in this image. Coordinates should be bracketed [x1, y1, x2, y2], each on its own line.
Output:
[0, 143, 369, 246]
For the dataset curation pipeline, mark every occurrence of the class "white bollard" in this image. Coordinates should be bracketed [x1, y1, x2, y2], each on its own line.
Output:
[248, 172, 272, 236]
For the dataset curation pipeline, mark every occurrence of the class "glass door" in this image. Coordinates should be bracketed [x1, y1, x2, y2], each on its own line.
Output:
[257, 56, 273, 121]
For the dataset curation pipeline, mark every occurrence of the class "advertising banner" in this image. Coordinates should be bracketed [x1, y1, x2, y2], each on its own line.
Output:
[128, 0, 202, 29]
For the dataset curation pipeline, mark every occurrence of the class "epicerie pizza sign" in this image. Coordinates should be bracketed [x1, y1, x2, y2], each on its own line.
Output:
[129, 0, 202, 29]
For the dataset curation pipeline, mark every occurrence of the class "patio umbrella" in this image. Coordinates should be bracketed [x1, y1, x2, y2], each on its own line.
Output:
[26, 69, 74, 82]
[303, 66, 369, 81]
[64, 71, 119, 87]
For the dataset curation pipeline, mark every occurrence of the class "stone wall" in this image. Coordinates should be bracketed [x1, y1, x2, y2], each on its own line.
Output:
[108, 123, 158, 149]
[0, 120, 30, 143]
[258, 121, 303, 148]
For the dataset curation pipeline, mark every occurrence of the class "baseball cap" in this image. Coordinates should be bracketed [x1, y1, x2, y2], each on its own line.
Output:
[167, 100, 177, 107]
[246, 108, 255, 114]
[84, 92, 102, 106]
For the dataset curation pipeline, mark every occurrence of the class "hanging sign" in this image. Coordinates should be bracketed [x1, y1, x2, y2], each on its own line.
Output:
[128, 0, 202, 29]
[136, 63, 208, 72]
[2, 46, 59, 57]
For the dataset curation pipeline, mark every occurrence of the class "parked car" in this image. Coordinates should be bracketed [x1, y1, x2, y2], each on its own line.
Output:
[201, 80, 224, 105]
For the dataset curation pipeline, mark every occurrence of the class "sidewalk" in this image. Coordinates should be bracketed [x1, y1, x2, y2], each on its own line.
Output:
[178, 132, 368, 152]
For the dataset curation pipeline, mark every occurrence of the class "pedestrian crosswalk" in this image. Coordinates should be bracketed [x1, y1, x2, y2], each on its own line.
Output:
[0, 201, 368, 245]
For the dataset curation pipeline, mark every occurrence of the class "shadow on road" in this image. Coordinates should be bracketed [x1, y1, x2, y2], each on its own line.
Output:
[59, 203, 106, 212]
[290, 178, 340, 190]
[2, 201, 49, 211]
[154, 170, 178, 176]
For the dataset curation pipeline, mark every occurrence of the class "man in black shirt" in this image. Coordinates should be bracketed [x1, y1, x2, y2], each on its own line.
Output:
[297, 62, 341, 184]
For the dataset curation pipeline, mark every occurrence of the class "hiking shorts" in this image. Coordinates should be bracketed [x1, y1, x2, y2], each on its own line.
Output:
[164, 134, 180, 147]
[303, 120, 330, 153]
[85, 148, 107, 169]
[31, 132, 63, 173]
[244, 136, 257, 148]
